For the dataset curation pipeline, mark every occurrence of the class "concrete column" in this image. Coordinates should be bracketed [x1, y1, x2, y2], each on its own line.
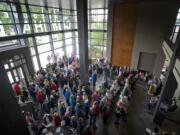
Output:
[106, 0, 114, 62]
[153, 32, 180, 126]
[76, 0, 89, 82]
[0, 60, 30, 135]
[70, 0, 77, 55]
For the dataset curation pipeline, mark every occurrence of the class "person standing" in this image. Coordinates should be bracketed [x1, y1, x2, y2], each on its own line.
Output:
[92, 70, 97, 90]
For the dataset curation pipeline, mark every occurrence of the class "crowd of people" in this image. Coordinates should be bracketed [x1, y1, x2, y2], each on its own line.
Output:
[11, 54, 178, 135]
[142, 72, 178, 114]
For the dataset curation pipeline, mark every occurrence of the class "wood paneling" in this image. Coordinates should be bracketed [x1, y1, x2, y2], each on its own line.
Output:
[112, 4, 137, 66]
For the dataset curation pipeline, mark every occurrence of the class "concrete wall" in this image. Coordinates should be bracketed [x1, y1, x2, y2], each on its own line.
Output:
[131, 1, 178, 77]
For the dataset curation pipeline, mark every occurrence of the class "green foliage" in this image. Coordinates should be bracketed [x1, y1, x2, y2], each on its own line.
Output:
[21, 5, 27, 12]
[0, 2, 10, 11]
[91, 22, 104, 29]
[89, 45, 103, 58]
[28, 38, 34, 47]
[89, 31, 106, 58]
[90, 32, 104, 46]
[0, 12, 13, 34]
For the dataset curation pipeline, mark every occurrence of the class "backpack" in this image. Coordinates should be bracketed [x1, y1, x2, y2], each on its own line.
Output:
[148, 85, 156, 95]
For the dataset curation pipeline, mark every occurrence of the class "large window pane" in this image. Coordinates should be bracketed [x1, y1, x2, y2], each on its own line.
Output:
[36, 35, 50, 45]
[0, 24, 16, 37]
[52, 33, 62, 41]
[55, 48, 64, 58]
[0, 39, 19, 47]
[39, 51, 52, 68]
[0, 12, 14, 24]
[66, 45, 73, 56]
[37, 43, 51, 53]
[33, 24, 48, 33]
[65, 32, 72, 38]
[65, 38, 72, 45]
[0, 2, 11, 11]
[53, 41, 63, 49]
[30, 47, 36, 56]
[90, 32, 104, 39]
[32, 56, 39, 71]
[7, 71, 14, 83]
[51, 23, 62, 31]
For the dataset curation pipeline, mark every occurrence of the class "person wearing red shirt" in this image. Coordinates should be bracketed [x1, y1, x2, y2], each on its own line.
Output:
[53, 112, 61, 126]
[36, 90, 45, 110]
[12, 82, 21, 96]
[50, 81, 58, 92]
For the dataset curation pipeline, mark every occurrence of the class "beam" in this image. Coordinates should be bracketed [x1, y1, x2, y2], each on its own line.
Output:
[106, 0, 114, 62]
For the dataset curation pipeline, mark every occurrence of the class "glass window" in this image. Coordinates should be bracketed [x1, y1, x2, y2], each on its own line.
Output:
[32, 14, 46, 23]
[0, 12, 14, 24]
[13, 69, 19, 82]
[66, 45, 73, 56]
[51, 23, 62, 31]
[7, 71, 14, 83]
[65, 38, 72, 45]
[64, 22, 71, 30]
[53, 41, 63, 49]
[39, 51, 52, 68]
[90, 23, 104, 29]
[55, 48, 64, 58]
[0, 39, 19, 47]
[90, 32, 104, 39]
[33, 24, 48, 33]
[4, 64, 9, 69]
[29, 6, 45, 13]
[0, 24, 16, 37]
[0, 2, 11, 11]
[27, 37, 34, 47]
[30, 47, 36, 56]
[52, 33, 62, 41]
[65, 32, 72, 38]
[36, 35, 50, 45]
[76, 38, 79, 55]
[32, 56, 39, 71]
[37, 43, 51, 53]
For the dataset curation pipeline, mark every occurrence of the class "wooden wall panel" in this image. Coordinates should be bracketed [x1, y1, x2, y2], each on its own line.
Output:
[112, 4, 137, 66]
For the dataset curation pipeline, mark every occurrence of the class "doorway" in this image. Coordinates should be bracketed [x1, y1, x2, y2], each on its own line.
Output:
[138, 52, 157, 73]
[4, 54, 29, 88]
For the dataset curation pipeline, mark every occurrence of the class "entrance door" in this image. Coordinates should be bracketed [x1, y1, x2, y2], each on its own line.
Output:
[4, 54, 29, 88]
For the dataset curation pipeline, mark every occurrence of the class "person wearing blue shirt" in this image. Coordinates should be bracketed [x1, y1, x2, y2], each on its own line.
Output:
[92, 70, 97, 90]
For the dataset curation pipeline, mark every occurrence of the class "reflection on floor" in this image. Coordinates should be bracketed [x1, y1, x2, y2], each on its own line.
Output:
[163, 100, 180, 135]
[96, 82, 153, 135]
[96, 82, 180, 135]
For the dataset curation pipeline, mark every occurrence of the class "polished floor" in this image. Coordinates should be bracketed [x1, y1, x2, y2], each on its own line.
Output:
[21, 79, 180, 135]
[95, 82, 180, 135]
[95, 82, 153, 135]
